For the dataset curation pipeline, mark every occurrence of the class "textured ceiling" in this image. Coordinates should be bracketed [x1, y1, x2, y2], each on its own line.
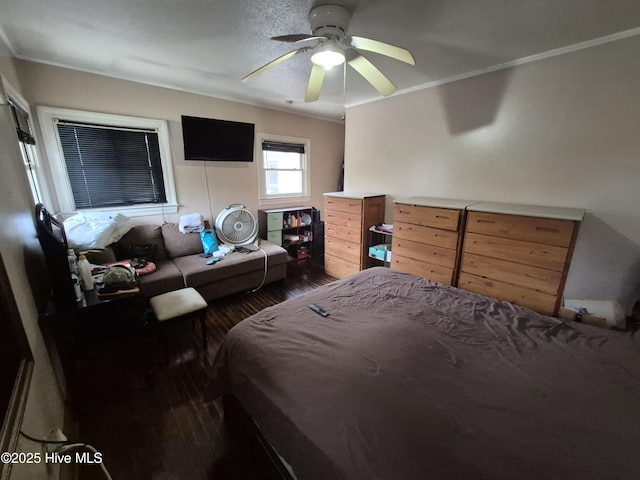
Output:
[1, 0, 640, 120]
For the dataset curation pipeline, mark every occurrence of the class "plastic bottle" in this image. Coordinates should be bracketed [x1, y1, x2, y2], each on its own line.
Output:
[71, 273, 83, 302]
[67, 248, 78, 275]
[77, 253, 94, 291]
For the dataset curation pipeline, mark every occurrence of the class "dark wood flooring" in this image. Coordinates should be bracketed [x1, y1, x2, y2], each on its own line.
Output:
[68, 259, 335, 480]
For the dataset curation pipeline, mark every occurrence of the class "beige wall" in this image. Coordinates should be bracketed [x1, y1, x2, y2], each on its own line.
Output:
[0, 39, 65, 479]
[16, 60, 345, 227]
[0, 55, 341, 479]
[344, 34, 640, 312]
[0, 35, 21, 92]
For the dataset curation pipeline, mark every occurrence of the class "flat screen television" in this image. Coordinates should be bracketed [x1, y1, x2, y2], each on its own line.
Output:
[181, 115, 255, 162]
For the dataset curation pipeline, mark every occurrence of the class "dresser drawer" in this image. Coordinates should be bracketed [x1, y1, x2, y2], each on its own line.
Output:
[392, 238, 456, 269]
[466, 212, 576, 247]
[391, 255, 454, 285]
[460, 252, 563, 296]
[324, 210, 363, 230]
[325, 254, 360, 279]
[463, 232, 568, 272]
[394, 204, 460, 231]
[458, 273, 558, 316]
[324, 196, 363, 215]
[325, 236, 361, 264]
[394, 221, 459, 250]
[325, 224, 362, 244]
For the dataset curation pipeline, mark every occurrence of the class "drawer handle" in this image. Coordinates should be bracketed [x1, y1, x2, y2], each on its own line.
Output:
[525, 272, 549, 281]
[477, 220, 495, 224]
[435, 215, 450, 220]
[535, 227, 559, 233]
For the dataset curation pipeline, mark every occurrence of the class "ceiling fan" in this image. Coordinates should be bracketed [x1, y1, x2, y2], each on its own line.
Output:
[242, 4, 415, 102]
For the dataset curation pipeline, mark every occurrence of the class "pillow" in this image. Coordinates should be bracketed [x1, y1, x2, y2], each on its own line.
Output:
[64, 213, 130, 249]
[84, 246, 117, 265]
[161, 223, 203, 258]
[127, 244, 158, 262]
[116, 225, 167, 261]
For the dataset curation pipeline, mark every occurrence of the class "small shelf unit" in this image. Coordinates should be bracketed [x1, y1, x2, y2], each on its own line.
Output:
[368, 225, 393, 266]
[258, 206, 319, 260]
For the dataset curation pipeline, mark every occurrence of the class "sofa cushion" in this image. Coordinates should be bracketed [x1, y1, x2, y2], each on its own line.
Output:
[173, 241, 288, 288]
[85, 246, 117, 265]
[116, 225, 167, 261]
[161, 223, 203, 259]
[137, 259, 185, 297]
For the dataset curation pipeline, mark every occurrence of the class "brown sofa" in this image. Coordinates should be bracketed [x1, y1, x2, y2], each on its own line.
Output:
[99, 223, 288, 301]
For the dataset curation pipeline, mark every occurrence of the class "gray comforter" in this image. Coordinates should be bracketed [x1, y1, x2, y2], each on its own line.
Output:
[207, 267, 640, 479]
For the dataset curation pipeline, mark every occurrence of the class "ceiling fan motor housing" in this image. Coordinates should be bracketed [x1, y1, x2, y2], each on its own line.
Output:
[308, 4, 350, 39]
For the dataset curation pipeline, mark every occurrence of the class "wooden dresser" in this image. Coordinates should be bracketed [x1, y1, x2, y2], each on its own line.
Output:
[323, 192, 385, 279]
[458, 202, 584, 316]
[391, 197, 474, 286]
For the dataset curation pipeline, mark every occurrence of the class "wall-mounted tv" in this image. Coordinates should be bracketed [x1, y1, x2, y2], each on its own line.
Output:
[181, 115, 255, 162]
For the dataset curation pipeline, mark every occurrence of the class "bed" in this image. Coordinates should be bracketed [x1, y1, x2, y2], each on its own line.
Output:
[206, 267, 640, 479]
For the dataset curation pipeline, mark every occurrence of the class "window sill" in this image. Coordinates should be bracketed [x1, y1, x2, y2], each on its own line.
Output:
[76, 203, 179, 218]
[259, 196, 311, 207]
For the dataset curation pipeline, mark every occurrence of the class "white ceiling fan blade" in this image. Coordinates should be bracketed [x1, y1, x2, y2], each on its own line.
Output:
[242, 47, 309, 82]
[305, 64, 325, 102]
[272, 34, 324, 43]
[347, 54, 397, 97]
[350, 36, 415, 65]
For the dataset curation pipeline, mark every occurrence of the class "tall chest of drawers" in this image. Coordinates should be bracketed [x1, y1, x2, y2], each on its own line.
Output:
[391, 197, 474, 286]
[323, 192, 385, 279]
[458, 202, 584, 316]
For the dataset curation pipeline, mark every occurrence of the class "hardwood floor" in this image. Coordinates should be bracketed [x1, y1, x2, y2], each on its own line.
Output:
[68, 259, 335, 480]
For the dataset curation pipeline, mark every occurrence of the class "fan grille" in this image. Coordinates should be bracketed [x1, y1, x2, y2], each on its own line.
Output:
[215, 206, 258, 245]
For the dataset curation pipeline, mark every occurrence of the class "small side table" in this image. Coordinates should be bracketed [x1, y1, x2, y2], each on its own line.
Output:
[40, 282, 148, 401]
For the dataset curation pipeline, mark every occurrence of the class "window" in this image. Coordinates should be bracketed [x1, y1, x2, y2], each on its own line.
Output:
[9, 99, 42, 203]
[257, 133, 310, 205]
[2, 79, 50, 206]
[38, 107, 177, 216]
[56, 122, 166, 208]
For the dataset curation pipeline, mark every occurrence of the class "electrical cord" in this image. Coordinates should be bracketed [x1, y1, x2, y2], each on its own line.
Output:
[19, 431, 113, 480]
[203, 160, 215, 228]
[19, 430, 69, 445]
[250, 246, 268, 293]
[58, 443, 113, 480]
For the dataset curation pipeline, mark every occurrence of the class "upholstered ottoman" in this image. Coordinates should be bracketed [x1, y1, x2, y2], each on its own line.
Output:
[149, 287, 208, 351]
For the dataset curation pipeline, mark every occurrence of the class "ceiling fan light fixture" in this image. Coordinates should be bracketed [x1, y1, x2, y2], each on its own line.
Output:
[244, 3, 415, 101]
[311, 43, 345, 69]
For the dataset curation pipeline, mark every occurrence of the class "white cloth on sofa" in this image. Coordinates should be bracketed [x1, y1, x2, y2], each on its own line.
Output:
[179, 213, 204, 233]
[63, 212, 130, 249]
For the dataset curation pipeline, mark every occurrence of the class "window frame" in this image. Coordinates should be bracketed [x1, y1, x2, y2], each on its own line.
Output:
[37, 106, 178, 216]
[1, 78, 53, 208]
[256, 132, 311, 206]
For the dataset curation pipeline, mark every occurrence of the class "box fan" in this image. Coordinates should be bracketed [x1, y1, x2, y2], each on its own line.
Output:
[215, 204, 258, 246]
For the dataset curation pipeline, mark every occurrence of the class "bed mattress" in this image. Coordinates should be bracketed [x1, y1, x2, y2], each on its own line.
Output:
[207, 267, 640, 479]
